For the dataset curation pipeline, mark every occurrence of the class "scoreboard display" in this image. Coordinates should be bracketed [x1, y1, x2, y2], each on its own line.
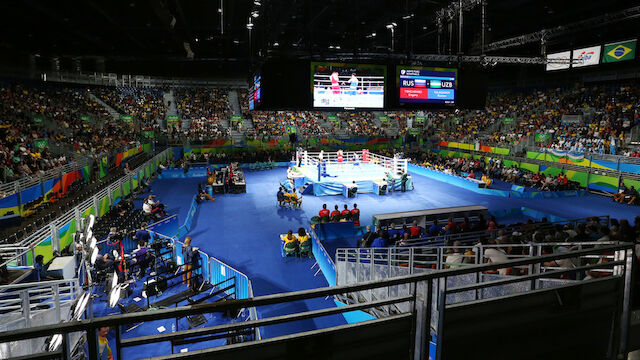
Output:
[398, 67, 457, 105]
[248, 72, 261, 110]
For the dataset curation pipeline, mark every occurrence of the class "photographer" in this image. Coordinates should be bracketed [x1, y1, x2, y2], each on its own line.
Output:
[182, 236, 198, 288]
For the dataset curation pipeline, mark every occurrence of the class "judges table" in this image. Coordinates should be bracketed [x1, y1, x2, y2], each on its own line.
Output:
[47, 256, 76, 279]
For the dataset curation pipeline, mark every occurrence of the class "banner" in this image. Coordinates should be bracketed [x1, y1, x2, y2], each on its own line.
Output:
[503, 117, 514, 125]
[231, 115, 243, 123]
[32, 115, 44, 124]
[142, 130, 155, 138]
[80, 115, 91, 122]
[546, 51, 571, 71]
[286, 125, 297, 134]
[121, 115, 133, 123]
[34, 139, 48, 150]
[414, 116, 425, 125]
[409, 128, 420, 135]
[167, 115, 180, 124]
[572, 45, 601, 67]
[379, 116, 388, 123]
[602, 39, 636, 63]
[535, 133, 551, 142]
[327, 115, 339, 124]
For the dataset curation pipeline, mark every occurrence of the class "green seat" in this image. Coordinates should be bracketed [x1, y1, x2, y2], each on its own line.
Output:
[299, 240, 312, 257]
[283, 241, 298, 257]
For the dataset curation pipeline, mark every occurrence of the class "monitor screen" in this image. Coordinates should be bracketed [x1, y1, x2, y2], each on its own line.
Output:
[311, 62, 385, 109]
[397, 66, 457, 105]
[248, 72, 261, 110]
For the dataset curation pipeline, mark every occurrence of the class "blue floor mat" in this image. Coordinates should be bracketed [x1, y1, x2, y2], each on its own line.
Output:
[138, 166, 637, 345]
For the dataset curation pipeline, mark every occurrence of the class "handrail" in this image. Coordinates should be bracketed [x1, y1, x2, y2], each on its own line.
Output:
[388, 214, 609, 248]
[0, 243, 629, 342]
[0, 148, 171, 269]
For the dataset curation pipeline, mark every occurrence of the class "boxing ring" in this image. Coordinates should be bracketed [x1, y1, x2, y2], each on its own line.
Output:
[289, 149, 413, 197]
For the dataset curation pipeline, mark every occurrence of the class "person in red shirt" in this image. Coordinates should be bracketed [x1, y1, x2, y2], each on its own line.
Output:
[447, 217, 457, 233]
[341, 205, 351, 221]
[330, 205, 341, 222]
[409, 220, 423, 238]
[319, 204, 330, 220]
[350, 204, 360, 227]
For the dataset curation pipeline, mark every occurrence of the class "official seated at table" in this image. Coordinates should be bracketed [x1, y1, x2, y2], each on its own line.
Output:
[34, 255, 62, 282]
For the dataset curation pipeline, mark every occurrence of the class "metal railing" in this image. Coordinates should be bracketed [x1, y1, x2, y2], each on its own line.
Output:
[0, 160, 89, 200]
[0, 148, 172, 268]
[394, 214, 610, 248]
[0, 243, 632, 360]
[433, 144, 640, 182]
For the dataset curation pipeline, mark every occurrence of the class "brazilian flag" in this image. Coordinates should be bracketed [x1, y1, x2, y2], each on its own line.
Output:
[602, 40, 636, 63]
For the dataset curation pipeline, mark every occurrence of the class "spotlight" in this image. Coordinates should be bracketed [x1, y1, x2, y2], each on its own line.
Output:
[246, 23, 254, 29]
[251, 11, 259, 18]
[72, 291, 91, 320]
[90, 247, 98, 265]
[46, 334, 63, 352]
[88, 236, 96, 250]
[109, 284, 122, 308]
[87, 215, 95, 231]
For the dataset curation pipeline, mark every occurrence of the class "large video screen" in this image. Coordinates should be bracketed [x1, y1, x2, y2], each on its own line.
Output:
[248, 73, 261, 110]
[397, 66, 457, 105]
[311, 62, 385, 108]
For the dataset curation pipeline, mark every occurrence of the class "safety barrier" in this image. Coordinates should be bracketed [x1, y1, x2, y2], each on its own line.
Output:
[0, 148, 173, 269]
[149, 192, 260, 338]
[432, 145, 640, 194]
[395, 213, 609, 248]
[0, 243, 632, 359]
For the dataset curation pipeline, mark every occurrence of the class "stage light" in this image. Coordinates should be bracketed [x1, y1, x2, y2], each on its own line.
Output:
[109, 284, 122, 308]
[88, 236, 96, 250]
[111, 271, 119, 290]
[90, 247, 98, 265]
[251, 11, 259, 18]
[73, 291, 91, 320]
[246, 23, 254, 29]
[87, 215, 95, 231]
[47, 334, 63, 351]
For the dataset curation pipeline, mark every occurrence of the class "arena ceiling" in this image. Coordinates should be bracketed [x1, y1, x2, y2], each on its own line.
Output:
[0, 0, 638, 68]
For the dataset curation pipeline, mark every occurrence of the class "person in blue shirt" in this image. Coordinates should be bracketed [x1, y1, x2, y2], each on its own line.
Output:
[387, 223, 403, 243]
[429, 220, 442, 237]
[34, 255, 61, 281]
[370, 230, 388, 248]
[135, 223, 151, 246]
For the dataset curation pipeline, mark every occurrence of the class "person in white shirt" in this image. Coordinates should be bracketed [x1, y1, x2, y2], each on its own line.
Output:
[483, 241, 510, 275]
[445, 241, 466, 268]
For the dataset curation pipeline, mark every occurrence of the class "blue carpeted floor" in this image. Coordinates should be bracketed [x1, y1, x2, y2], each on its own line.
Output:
[141, 166, 638, 345]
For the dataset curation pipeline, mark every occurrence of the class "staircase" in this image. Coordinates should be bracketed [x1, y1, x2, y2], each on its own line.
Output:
[163, 90, 178, 130]
[89, 93, 120, 121]
[230, 130, 244, 145]
[243, 117, 255, 133]
[228, 89, 242, 115]
[181, 119, 191, 132]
